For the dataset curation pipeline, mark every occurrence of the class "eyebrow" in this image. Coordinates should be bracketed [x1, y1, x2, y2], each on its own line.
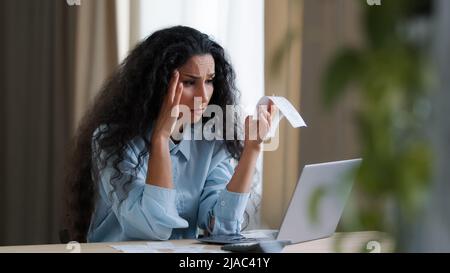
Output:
[181, 73, 215, 79]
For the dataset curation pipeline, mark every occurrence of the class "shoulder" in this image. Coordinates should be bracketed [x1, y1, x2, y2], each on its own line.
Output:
[91, 124, 145, 159]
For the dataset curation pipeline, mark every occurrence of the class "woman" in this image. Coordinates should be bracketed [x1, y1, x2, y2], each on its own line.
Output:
[64, 26, 274, 242]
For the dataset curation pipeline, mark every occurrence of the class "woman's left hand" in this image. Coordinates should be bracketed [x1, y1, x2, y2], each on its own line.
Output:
[244, 102, 277, 151]
[227, 102, 278, 193]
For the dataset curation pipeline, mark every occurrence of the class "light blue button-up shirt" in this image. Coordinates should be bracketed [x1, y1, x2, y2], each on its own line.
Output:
[87, 126, 250, 242]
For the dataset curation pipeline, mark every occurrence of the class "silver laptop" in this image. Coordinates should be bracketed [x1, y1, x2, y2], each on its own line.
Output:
[198, 158, 362, 244]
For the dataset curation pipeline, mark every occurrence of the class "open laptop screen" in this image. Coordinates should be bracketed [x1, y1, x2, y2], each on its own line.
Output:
[198, 158, 361, 245]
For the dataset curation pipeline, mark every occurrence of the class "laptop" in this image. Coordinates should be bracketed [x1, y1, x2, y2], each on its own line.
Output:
[197, 158, 362, 245]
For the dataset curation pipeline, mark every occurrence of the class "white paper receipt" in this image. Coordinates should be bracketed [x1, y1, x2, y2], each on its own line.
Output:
[255, 96, 307, 138]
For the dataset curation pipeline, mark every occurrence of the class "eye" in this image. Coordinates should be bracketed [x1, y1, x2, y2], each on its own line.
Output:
[206, 79, 214, 85]
[183, 80, 195, 86]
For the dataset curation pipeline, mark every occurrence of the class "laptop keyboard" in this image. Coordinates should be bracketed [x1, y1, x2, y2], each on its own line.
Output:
[198, 234, 259, 244]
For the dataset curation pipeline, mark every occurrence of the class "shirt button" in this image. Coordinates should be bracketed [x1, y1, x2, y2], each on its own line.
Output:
[220, 200, 226, 207]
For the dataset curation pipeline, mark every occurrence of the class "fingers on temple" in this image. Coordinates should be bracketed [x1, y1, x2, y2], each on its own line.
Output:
[173, 82, 183, 106]
[168, 70, 180, 103]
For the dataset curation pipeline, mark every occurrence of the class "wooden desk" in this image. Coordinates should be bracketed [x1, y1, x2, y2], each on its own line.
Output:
[0, 231, 392, 253]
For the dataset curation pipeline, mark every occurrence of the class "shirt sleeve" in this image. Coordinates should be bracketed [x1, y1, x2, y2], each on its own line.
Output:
[197, 144, 250, 235]
[92, 134, 188, 241]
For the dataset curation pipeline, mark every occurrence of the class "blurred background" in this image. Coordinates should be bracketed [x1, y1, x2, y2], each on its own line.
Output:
[0, 0, 448, 252]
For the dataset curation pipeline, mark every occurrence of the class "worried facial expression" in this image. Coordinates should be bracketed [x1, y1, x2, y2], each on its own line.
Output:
[178, 54, 215, 123]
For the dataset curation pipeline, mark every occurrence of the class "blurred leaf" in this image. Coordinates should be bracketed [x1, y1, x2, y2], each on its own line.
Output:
[326, 1, 433, 250]
[322, 49, 362, 109]
[274, 0, 433, 252]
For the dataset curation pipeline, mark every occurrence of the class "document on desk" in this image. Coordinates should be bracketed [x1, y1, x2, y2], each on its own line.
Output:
[110, 244, 157, 253]
[254, 96, 307, 138]
[110, 242, 222, 253]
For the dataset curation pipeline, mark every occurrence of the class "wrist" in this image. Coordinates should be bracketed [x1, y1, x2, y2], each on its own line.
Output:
[151, 134, 169, 149]
[243, 141, 262, 153]
[151, 132, 169, 144]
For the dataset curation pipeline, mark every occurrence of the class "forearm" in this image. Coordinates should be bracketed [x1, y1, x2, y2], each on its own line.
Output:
[146, 136, 174, 188]
[226, 144, 261, 193]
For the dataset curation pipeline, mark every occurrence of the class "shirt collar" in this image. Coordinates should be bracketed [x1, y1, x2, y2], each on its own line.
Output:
[168, 138, 190, 161]
[176, 138, 191, 161]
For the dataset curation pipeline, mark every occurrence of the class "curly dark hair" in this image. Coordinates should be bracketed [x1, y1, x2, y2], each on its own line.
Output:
[63, 26, 244, 242]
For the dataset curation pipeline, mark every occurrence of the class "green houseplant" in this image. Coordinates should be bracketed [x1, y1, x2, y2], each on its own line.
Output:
[322, 0, 433, 250]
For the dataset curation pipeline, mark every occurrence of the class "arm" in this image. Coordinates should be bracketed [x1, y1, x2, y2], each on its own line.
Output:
[197, 144, 260, 235]
[146, 136, 173, 188]
[197, 148, 250, 235]
[226, 144, 260, 193]
[197, 104, 277, 235]
[226, 102, 276, 193]
[146, 70, 183, 188]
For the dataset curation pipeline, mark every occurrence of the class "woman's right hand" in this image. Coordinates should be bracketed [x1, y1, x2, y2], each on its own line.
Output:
[151, 70, 184, 142]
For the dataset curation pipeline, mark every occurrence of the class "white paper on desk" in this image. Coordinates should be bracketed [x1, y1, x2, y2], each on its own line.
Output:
[146, 242, 222, 253]
[110, 244, 158, 253]
[110, 242, 222, 253]
[110, 242, 175, 253]
[147, 241, 176, 249]
[254, 96, 307, 138]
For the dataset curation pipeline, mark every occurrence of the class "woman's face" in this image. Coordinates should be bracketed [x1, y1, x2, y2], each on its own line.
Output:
[178, 54, 215, 123]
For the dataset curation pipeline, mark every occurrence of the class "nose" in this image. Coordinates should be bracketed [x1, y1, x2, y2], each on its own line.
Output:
[197, 83, 209, 103]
